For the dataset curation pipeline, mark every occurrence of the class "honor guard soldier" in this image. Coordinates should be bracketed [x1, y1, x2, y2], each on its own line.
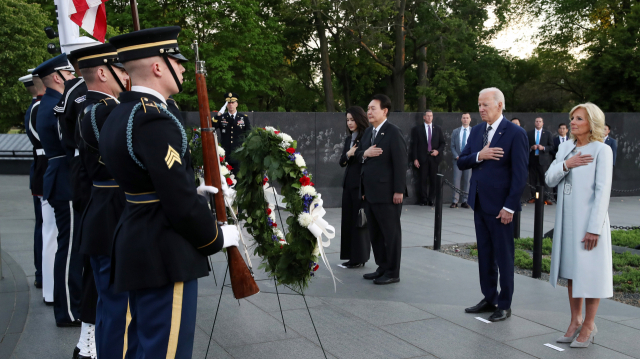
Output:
[25, 69, 58, 306]
[213, 92, 251, 174]
[19, 73, 45, 289]
[33, 54, 84, 327]
[103, 26, 239, 358]
[69, 43, 129, 359]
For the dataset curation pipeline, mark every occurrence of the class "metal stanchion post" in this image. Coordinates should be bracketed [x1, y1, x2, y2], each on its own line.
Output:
[513, 210, 521, 239]
[433, 174, 444, 250]
[533, 185, 544, 278]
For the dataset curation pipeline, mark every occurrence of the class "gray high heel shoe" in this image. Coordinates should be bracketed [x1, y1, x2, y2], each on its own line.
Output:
[570, 324, 597, 348]
[557, 325, 582, 343]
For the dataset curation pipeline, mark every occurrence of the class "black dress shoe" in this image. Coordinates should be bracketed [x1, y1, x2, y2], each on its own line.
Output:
[72, 346, 80, 359]
[427, 200, 434, 206]
[464, 299, 497, 313]
[461, 202, 470, 209]
[419, 202, 427, 206]
[56, 319, 82, 327]
[363, 271, 384, 280]
[373, 276, 400, 285]
[345, 262, 364, 269]
[488, 308, 512, 322]
[450, 203, 458, 208]
[43, 299, 54, 306]
[34, 279, 42, 288]
[341, 261, 351, 267]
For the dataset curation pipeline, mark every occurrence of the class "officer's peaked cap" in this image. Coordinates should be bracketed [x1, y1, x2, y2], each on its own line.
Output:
[18, 74, 34, 87]
[33, 54, 74, 78]
[225, 92, 239, 102]
[70, 43, 125, 70]
[109, 26, 188, 63]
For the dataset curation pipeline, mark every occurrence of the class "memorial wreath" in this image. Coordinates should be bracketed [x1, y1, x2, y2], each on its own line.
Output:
[233, 126, 336, 291]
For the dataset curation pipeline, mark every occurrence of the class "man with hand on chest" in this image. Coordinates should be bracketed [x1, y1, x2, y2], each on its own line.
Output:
[213, 92, 251, 175]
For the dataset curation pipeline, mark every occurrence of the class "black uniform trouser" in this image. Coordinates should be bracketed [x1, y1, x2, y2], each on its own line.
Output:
[33, 196, 43, 282]
[340, 187, 370, 263]
[49, 199, 83, 323]
[364, 200, 402, 278]
[418, 157, 438, 203]
[528, 156, 550, 198]
[79, 255, 98, 324]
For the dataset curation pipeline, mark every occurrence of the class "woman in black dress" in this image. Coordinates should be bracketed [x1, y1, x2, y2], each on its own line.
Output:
[339, 106, 371, 268]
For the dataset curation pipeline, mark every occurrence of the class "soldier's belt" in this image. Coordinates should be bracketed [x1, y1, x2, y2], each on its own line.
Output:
[48, 155, 65, 161]
[93, 179, 119, 188]
[125, 192, 159, 204]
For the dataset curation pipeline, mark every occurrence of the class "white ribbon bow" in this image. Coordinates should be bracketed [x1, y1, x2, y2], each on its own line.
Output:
[306, 195, 340, 291]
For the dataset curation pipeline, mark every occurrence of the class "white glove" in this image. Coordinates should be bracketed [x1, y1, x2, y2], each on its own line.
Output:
[221, 224, 239, 248]
[197, 182, 218, 197]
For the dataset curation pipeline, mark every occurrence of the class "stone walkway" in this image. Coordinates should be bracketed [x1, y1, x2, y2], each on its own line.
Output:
[1, 174, 639, 359]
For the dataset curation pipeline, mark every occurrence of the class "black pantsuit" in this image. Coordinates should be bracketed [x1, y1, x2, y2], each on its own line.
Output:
[339, 135, 370, 263]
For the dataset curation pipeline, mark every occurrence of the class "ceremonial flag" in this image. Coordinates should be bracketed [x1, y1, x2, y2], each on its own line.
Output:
[68, 0, 108, 43]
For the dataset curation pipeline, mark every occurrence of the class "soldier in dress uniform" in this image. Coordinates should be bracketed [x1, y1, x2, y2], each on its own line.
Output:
[24, 69, 58, 306]
[19, 72, 45, 289]
[213, 92, 251, 175]
[72, 43, 131, 359]
[102, 26, 239, 358]
[33, 54, 83, 327]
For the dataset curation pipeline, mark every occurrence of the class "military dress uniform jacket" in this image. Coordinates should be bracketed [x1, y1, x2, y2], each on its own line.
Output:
[25, 98, 48, 196]
[37, 88, 71, 201]
[54, 78, 92, 212]
[77, 92, 124, 257]
[99, 91, 224, 293]
[212, 111, 251, 161]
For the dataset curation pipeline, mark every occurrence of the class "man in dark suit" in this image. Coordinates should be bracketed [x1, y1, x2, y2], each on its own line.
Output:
[458, 87, 528, 322]
[604, 123, 617, 166]
[411, 110, 445, 206]
[551, 123, 569, 159]
[527, 117, 554, 204]
[355, 94, 408, 285]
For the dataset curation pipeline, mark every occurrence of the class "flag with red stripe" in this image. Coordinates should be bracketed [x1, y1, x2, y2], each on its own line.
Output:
[68, 0, 108, 43]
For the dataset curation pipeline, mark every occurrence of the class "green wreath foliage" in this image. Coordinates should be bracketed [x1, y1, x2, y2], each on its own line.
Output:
[234, 127, 319, 291]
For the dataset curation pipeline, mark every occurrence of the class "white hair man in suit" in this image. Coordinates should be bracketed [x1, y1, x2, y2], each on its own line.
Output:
[450, 113, 472, 208]
[604, 123, 618, 166]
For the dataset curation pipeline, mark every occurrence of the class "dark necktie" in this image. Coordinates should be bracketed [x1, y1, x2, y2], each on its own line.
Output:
[483, 125, 492, 147]
[371, 129, 377, 145]
[427, 125, 432, 151]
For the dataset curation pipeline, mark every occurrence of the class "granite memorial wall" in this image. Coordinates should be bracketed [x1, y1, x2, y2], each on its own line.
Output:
[182, 111, 640, 208]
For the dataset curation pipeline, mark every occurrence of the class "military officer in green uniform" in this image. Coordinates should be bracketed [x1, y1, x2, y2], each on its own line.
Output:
[213, 92, 250, 175]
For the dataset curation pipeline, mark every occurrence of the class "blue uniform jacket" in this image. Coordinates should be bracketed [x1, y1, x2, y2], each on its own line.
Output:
[24, 98, 38, 189]
[457, 116, 529, 216]
[37, 87, 71, 201]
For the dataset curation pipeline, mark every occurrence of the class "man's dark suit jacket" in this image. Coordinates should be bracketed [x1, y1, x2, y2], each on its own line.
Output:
[411, 123, 445, 164]
[458, 117, 529, 216]
[355, 121, 408, 204]
[605, 136, 618, 166]
[527, 128, 555, 166]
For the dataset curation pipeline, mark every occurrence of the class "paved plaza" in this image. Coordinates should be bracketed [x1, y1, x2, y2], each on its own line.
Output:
[1, 174, 640, 358]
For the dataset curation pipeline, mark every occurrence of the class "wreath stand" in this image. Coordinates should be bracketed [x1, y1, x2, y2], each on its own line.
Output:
[204, 188, 329, 359]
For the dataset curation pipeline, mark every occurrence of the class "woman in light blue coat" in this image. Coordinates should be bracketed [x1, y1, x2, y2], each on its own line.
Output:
[545, 102, 613, 348]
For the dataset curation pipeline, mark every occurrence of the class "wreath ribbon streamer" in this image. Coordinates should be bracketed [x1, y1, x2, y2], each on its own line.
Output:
[306, 196, 340, 291]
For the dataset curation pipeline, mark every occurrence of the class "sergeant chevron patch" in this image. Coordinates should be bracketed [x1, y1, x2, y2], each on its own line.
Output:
[165, 145, 182, 169]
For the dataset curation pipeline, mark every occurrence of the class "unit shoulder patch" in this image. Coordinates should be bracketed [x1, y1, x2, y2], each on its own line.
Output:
[75, 95, 86, 103]
[165, 144, 182, 169]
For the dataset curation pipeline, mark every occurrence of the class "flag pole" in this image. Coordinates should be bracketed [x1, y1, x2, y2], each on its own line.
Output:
[130, 0, 140, 31]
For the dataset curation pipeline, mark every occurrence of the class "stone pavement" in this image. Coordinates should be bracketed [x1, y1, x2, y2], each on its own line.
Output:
[1, 174, 639, 359]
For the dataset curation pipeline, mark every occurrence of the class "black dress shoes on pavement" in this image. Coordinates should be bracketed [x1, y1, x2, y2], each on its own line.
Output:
[450, 203, 458, 208]
[345, 262, 365, 269]
[373, 276, 400, 285]
[464, 299, 497, 313]
[34, 279, 42, 288]
[488, 308, 512, 322]
[57, 319, 82, 328]
[363, 271, 384, 280]
[43, 299, 54, 306]
[461, 202, 470, 209]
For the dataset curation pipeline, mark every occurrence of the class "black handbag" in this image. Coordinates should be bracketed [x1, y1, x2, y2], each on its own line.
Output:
[357, 207, 367, 228]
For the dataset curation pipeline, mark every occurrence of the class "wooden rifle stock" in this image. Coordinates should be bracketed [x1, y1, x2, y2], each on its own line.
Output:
[192, 41, 259, 299]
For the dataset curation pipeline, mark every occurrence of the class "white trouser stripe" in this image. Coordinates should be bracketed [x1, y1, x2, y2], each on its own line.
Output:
[41, 199, 57, 301]
[65, 201, 75, 321]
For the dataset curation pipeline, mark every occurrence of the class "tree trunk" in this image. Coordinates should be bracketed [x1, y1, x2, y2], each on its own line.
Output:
[417, 45, 427, 112]
[314, 10, 335, 112]
[343, 71, 351, 109]
[392, 0, 407, 111]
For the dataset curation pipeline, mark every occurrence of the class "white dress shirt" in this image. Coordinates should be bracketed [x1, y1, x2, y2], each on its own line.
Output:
[534, 128, 544, 153]
[559, 136, 567, 143]
[131, 86, 167, 105]
[459, 125, 470, 148]
[424, 122, 433, 140]
[362, 118, 387, 162]
[88, 90, 119, 104]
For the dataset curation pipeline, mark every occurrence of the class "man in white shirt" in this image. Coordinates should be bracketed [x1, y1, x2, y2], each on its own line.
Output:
[527, 117, 554, 204]
[450, 113, 472, 208]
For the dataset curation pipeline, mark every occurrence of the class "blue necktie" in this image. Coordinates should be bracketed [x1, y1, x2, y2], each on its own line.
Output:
[461, 128, 467, 150]
[535, 130, 540, 155]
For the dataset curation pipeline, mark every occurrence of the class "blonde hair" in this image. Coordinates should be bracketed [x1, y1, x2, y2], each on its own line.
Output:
[569, 102, 605, 143]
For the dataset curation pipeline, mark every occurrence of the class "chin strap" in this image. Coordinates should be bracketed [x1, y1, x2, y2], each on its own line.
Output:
[56, 70, 68, 84]
[161, 54, 182, 93]
[105, 63, 126, 92]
